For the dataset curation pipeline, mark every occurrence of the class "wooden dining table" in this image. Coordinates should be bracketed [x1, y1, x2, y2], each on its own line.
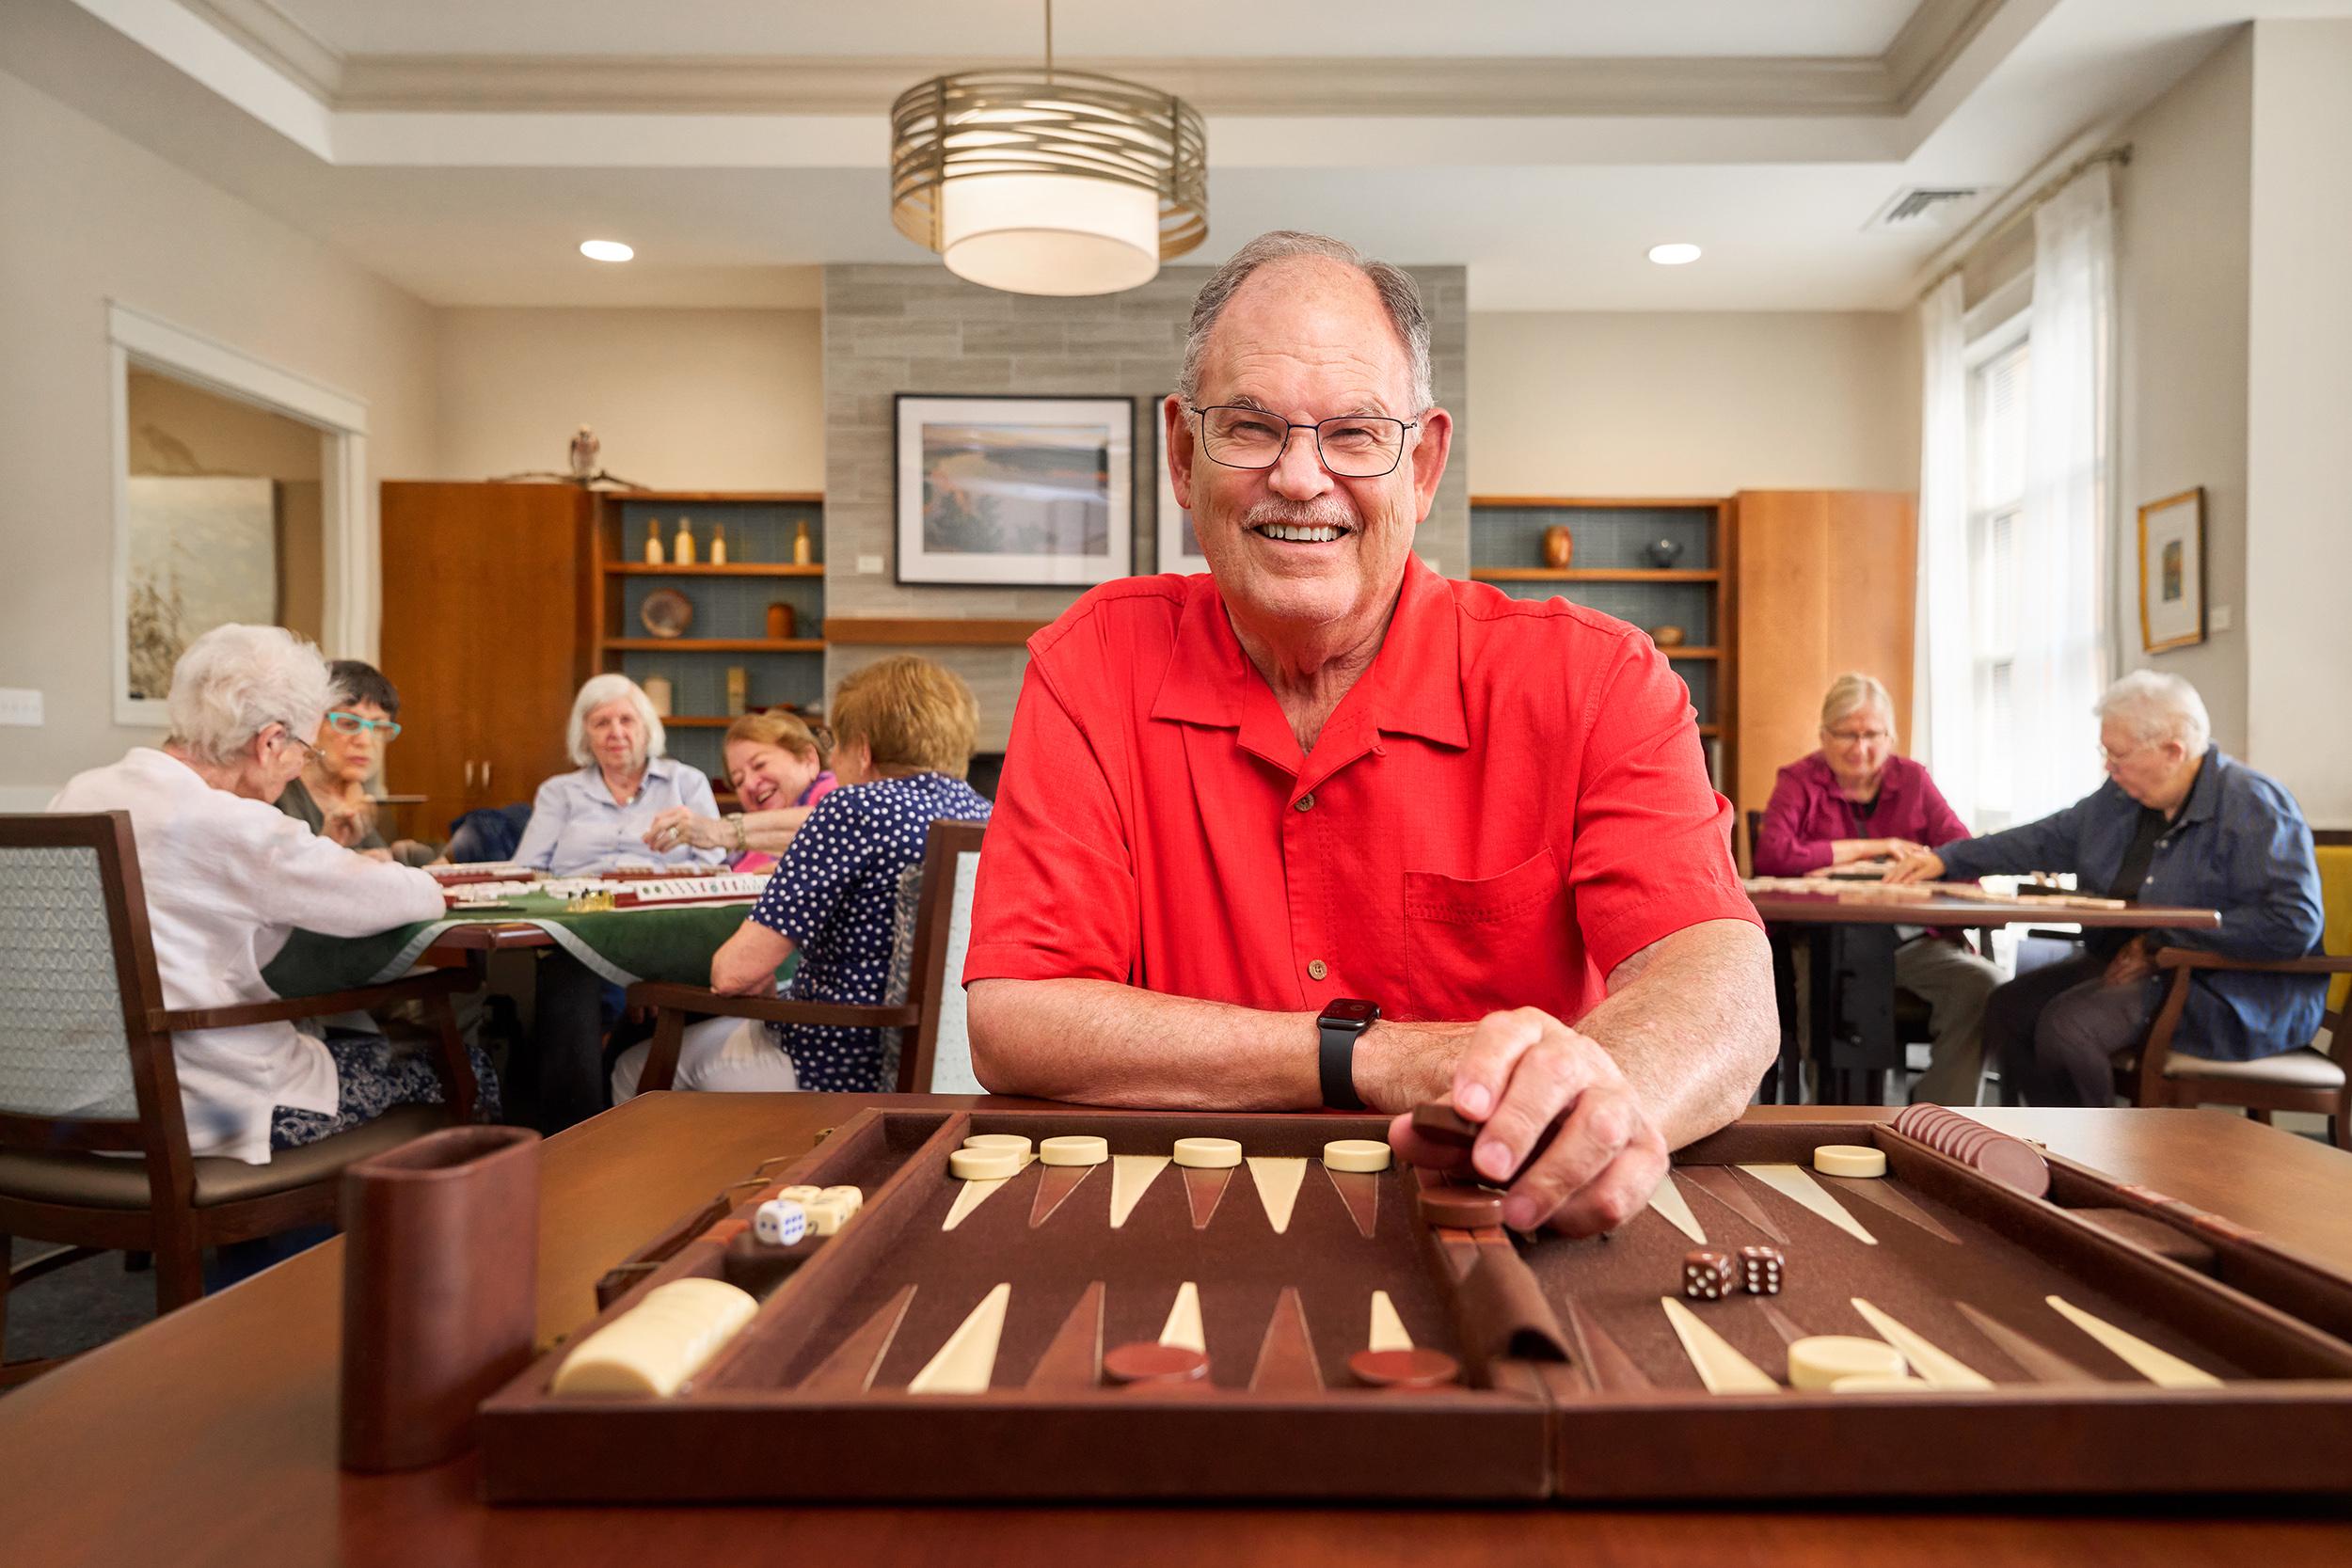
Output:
[1746, 887, 2223, 1104]
[2, 1093, 2348, 1567]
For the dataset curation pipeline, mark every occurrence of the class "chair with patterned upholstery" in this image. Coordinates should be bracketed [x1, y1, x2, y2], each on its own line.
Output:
[627, 818, 988, 1095]
[0, 812, 479, 1380]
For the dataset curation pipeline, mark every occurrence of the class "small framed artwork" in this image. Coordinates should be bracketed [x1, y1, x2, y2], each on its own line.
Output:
[895, 394, 1134, 586]
[1154, 395, 1211, 574]
[2137, 487, 2206, 653]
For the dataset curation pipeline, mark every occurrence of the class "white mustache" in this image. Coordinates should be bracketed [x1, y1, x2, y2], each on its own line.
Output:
[1242, 499, 1357, 532]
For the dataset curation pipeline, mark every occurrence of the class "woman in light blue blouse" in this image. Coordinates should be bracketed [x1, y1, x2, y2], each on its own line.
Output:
[515, 674, 727, 877]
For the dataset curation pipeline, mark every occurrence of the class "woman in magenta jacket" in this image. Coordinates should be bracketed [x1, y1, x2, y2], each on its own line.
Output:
[1755, 673, 2001, 1105]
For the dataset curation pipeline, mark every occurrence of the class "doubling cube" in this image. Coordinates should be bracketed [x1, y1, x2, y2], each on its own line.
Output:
[754, 1198, 807, 1248]
[1740, 1244, 1785, 1295]
[1682, 1248, 1738, 1301]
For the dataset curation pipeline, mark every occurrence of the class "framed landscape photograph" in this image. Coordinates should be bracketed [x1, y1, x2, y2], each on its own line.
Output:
[895, 394, 1133, 586]
[1154, 394, 1211, 575]
[2137, 487, 2206, 653]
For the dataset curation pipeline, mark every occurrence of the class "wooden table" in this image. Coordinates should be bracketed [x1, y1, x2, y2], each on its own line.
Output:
[5, 1097, 2348, 1566]
[1747, 891, 2223, 1103]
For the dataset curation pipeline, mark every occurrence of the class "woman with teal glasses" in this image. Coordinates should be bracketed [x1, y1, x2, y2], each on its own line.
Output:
[276, 659, 437, 865]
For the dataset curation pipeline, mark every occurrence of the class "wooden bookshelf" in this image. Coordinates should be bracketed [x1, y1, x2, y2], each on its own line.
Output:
[600, 638, 825, 653]
[605, 563, 825, 578]
[1470, 567, 1722, 583]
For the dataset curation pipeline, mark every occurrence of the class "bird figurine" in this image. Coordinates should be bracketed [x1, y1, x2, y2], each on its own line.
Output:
[568, 425, 601, 481]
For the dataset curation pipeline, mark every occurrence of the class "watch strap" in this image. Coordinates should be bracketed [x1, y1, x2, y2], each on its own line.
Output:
[1318, 1017, 1367, 1112]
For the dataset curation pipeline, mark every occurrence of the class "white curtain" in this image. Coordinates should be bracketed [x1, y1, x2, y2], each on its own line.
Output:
[1912, 275, 1974, 823]
[2010, 165, 2115, 822]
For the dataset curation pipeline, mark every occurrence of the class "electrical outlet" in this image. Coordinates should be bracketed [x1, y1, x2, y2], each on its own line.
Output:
[856, 554, 884, 575]
[0, 688, 43, 726]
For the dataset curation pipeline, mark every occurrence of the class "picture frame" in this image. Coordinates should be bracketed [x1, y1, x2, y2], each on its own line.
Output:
[1154, 394, 1211, 575]
[894, 394, 1134, 586]
[2137, 487, 2206, 653]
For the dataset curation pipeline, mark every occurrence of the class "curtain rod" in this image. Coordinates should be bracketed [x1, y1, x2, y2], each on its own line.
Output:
[1917, 143, 2132, 300]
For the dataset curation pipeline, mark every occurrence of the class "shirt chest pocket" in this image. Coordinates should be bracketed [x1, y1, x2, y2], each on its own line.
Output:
[1402, 847, 1573, 1022]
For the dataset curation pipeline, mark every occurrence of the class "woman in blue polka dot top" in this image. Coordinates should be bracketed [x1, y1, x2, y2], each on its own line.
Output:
[611, 656, 992, 1097]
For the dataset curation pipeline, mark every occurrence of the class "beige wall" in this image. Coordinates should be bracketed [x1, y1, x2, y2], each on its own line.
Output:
[2113, 28, 2253, 757]
[431, 308, 823, 492]
[1465, 311, 1917, 497]
[2246, 20, 2352, 827]
[0, 69, 439, 805]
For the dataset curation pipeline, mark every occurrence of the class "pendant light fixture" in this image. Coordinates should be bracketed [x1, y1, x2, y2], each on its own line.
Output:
[889, 1, 1207, 295]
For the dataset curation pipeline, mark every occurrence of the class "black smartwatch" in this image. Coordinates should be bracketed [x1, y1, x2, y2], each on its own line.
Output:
[1316, 998, 1381, 1111]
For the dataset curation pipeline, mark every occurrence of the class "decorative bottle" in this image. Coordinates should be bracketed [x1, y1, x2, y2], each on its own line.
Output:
[792, 518, 814, 566]
[674, 517, 697, 565]
[642, 674, 674, 718]
[725, 666, 749, 718]
[709, 522, 728, 565]
[644, 519, 664, 565]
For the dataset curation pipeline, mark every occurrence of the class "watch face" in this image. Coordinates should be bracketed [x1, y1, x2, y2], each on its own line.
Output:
[1321, 998, 1379, 1025]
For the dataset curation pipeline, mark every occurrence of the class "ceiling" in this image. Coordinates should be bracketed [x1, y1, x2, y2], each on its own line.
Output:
[7, 1, 2347, 311]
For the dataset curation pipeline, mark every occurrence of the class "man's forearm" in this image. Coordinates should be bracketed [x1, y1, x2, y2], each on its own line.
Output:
[1572, 919, 1777, 1148]
[966, 978, 1323, 1107]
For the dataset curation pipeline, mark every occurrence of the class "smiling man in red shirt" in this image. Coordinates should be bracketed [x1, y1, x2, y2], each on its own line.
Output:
[964, 230, 1775, 1235]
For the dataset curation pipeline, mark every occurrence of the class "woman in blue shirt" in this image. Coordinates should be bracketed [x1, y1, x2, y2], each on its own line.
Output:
[612, 656, 993, 1099]
[514, 674, 726, 877]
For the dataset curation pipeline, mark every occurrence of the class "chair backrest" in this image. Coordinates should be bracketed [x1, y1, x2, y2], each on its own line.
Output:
[896, 819, 989, 1094]
[0, 813, 185, 1160]
[1742, 810, 1762, 879]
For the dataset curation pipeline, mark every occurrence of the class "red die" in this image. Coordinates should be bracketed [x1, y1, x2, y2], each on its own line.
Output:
[1740, 1244, 1785, 1295]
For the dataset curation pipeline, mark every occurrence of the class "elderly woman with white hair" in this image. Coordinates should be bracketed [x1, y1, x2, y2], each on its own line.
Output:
[514, 673, 726, 877]
[1756, 673, 2002, 1104]
[1890, 672, 2327, 1106]
[49, 624, 498, 1164]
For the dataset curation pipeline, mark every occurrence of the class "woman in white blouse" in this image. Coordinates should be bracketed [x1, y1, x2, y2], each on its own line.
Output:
[514, 674, 727, 877]
[49, 624, 497, 1165]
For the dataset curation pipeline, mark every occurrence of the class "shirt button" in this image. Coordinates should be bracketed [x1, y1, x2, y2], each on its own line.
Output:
[1295, 792, 1315, 812]
[1308, 959, 1328, 981]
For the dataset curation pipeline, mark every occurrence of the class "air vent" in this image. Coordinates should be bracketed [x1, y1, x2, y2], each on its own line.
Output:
[1866, 186, 1988, 230]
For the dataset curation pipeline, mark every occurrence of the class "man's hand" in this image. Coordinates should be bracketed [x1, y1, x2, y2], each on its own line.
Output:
[1883, 849, 1945, 884]
[1384, 1007, 1669, 1238]
[2103, 941, 2155, 987]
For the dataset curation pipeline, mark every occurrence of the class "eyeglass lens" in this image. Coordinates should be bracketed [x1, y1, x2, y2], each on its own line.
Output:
[1194, 406, 1409, 478]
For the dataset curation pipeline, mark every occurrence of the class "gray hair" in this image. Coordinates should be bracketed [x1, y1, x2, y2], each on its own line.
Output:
[1177, 230, 1434, 414]
[165, 624, 332, 765]
[566, 673, 667, 768]
[1820, 673, 1896, 736]
[2096, 670, 2211, 754]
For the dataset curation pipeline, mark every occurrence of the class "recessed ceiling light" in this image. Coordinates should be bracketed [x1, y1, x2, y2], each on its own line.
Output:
[580, 239, 635, 262]
[1647, 243, 1703, 266]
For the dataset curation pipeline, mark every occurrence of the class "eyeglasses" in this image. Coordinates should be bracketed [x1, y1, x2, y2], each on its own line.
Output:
[1188, 404, 1417, 479]
[276, 726, 325, 766]
[1822, 727, 1890, 746]
[326, 711, 403, 741]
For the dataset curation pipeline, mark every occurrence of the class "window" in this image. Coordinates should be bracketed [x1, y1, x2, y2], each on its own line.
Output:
[1965, 328, 2029, 829]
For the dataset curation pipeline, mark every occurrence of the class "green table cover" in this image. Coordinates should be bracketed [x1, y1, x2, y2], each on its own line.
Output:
[263, 890, 771, 996]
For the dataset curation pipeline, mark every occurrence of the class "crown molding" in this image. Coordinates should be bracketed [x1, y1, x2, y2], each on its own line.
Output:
[1884, 0, 2009, 112]
[176, 0, 342, 99]
[334, 53, 1903, 119]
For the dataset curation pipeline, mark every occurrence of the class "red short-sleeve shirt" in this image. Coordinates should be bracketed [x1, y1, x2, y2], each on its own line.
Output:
[963, 555, 1758, 1024]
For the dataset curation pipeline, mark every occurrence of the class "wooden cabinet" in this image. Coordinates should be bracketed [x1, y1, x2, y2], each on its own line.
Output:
[1730, 489, 1917, 817]
[379, 483, 596, 837]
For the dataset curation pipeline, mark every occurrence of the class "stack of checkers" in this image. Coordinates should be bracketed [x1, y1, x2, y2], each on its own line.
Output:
[1891, 1104, 2050, 1197]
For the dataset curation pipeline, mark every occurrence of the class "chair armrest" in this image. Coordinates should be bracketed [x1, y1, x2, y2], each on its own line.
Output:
[153, 966, 473, 1033]
[2153, 947, 2352, 977]
[627, 981, 921, 1032]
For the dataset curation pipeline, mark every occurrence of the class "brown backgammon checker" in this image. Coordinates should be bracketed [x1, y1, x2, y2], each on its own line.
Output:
[1410, 1101, 1480, 1148]
[1421, 1185, 1507, 1228]
[1103, 1342, 1210, 1386]
[1349, 1347, 1462, 1388]
[339, 1125, 541, 1473]
[1893, 1103, 2052, 1198]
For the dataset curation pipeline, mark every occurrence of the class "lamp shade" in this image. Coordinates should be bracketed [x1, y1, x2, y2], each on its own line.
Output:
[892, 70, 1207, 297]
